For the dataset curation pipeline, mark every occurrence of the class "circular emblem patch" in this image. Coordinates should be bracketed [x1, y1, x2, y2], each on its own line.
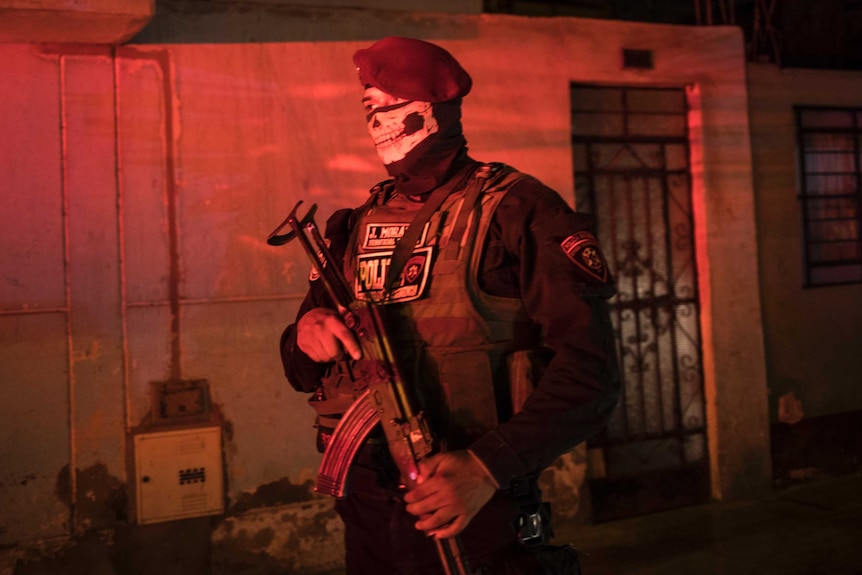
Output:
[560, 231, 609, 283]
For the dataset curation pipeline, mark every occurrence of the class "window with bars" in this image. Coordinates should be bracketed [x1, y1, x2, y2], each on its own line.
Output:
[795, 106, 862, 287]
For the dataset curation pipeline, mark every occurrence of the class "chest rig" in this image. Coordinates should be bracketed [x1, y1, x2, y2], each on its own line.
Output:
[312, 163, 541, 450]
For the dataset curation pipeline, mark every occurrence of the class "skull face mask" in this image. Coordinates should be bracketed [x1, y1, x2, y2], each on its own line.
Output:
[366, 99, 439, 165]
[361, 85, 469, 196]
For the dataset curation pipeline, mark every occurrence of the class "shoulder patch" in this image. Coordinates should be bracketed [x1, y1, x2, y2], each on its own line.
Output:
[308, 238, 331, 282]
[560, 231, 609, 283]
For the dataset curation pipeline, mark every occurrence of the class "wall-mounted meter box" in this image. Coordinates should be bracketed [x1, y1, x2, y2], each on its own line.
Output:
[134, 426, 224, 524]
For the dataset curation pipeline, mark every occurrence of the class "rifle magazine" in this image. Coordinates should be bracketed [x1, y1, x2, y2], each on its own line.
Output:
[314, 389, 380, 498]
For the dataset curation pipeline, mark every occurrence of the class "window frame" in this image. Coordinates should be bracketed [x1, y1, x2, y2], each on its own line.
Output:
[794, 105, 862, 288]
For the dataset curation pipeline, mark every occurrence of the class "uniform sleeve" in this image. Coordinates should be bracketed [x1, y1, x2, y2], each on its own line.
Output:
[279, 208, 354, 394]
[468, 177, 621, 489]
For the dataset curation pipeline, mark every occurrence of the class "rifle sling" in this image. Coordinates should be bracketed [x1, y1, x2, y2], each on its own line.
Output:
[383, 163, 481, 298]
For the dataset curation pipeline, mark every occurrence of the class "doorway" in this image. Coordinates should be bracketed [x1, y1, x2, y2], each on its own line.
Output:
[571, 84, 710, 521]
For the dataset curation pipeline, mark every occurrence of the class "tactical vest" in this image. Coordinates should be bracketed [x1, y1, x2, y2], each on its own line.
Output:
[312, 164, 543, 450]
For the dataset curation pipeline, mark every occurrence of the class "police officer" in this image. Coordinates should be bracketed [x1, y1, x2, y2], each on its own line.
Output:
[280, 36, 620, 575]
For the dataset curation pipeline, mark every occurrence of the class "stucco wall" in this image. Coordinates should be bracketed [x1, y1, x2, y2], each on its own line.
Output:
[0, 12, 770, 573]
[747, 63, 862, 422]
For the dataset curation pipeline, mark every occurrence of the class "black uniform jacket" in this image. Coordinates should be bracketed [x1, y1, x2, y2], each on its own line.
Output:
[280, 172, 621, 490]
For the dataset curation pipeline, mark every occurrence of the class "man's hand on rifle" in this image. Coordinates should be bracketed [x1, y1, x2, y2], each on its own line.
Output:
[403, 450, 497, 539]
[296, 307, 363, 362]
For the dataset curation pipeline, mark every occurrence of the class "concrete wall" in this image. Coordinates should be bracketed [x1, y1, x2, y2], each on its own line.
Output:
[0, 11, 770, 574]
[747, 63, 862, 422]
[0, 0, 153, 43]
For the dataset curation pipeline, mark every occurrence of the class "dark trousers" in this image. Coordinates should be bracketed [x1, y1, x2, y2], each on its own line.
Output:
[335, 466, 579, 575]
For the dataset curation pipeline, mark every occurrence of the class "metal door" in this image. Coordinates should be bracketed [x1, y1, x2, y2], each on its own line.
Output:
[571, 84, 709, 521]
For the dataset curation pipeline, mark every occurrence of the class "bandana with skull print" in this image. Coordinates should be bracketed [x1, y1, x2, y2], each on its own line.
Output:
[368, 98, 470, 198]
[367, 100, 439, 165]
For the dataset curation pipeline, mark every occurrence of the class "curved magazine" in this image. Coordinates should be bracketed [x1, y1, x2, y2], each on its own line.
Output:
[314, 389, 380, 498]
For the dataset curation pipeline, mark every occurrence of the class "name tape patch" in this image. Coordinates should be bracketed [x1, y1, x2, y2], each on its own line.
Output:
[362, 222, 429, 249]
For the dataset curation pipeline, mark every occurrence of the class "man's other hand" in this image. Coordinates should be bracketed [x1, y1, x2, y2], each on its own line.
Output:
[403, 450, 497, 538]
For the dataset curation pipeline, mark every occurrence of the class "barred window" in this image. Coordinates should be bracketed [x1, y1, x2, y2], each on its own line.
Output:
[795, 107, 862, 287]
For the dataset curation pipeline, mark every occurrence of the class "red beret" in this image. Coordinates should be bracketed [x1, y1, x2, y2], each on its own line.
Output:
[353, 36, 472, 103]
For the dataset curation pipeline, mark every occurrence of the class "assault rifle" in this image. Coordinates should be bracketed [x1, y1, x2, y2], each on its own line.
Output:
[268, 201, 475, 575]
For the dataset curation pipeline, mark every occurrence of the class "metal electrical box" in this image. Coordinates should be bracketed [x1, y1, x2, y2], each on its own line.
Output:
[134, 426, 224, 524]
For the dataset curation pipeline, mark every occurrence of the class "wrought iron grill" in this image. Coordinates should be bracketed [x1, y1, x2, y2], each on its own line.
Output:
[571, 84, 708, 520]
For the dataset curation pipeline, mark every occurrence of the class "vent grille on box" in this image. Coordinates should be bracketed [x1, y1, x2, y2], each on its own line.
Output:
[179, 467, 206, 485]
